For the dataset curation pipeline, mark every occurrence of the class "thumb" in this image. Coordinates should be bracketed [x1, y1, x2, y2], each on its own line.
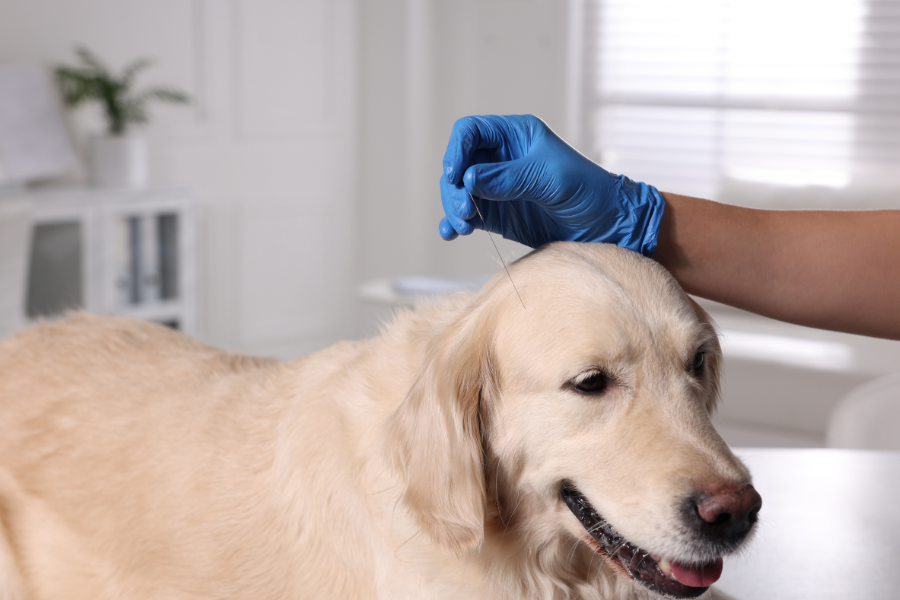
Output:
[463, 157, 539, 203]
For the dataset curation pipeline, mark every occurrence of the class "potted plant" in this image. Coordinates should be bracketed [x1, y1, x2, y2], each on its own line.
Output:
[56, 46, 189, 189]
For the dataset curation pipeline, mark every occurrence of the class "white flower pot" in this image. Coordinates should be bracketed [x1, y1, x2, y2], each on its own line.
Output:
[88, 133, 148, 189]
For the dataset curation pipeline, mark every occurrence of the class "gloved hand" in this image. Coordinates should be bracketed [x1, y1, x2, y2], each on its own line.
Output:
[439, 114, 665, 256]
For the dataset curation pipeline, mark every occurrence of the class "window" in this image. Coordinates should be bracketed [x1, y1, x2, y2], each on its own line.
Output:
[582, 0, 900, 200]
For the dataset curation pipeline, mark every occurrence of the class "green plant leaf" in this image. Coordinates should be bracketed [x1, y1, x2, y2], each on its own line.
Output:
[55, 45, 190, 134]
[55, 68, 102, 108]
[137, 87, 191, 105]
[121, 98, 149, 126]
[74, 46, 110, 78]
[121, 58, 154, 90]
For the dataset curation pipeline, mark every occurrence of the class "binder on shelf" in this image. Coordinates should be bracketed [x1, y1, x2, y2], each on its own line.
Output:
[139, 215, 160, 304]
[158, 213, 179, 301]
[113, 216, 131, 307]
[123, 216, 142, 305]
[114, 212, 179, 307]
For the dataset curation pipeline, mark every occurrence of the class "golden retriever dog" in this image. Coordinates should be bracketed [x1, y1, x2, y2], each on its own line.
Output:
[0, 242, 760, 600]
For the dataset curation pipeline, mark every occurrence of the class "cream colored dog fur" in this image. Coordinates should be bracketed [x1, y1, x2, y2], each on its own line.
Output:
[0, 242, 756, 600]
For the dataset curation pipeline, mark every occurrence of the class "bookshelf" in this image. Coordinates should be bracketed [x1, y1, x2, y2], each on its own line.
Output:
[26, 187, 197, 334]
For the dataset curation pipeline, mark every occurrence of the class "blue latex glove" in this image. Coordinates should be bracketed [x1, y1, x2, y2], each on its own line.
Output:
[439, 114, 665, 257]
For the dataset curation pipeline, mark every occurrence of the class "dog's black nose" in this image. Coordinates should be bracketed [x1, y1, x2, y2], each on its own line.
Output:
[692, 484, 762, 543]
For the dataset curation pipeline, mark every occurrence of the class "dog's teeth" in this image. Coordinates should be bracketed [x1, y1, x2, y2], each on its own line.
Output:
[659, 559, 671, 575]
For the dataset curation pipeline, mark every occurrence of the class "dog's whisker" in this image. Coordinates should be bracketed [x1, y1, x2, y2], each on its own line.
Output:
[610, 539, 630, 557]
[506, 489, 524, 526]
[629, 550, 649, 572]
[500, 491, 523, 539]
[393, 530, 423, 564]
[369, 482, 402, 496]
[566, 537, 581, 564]
[585, 522, 605, 535]
[493, 455, 505, 528]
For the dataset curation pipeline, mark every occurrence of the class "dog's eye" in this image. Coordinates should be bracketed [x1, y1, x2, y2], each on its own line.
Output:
[692, 351, 705, 376]
[571, 371, 608, 395]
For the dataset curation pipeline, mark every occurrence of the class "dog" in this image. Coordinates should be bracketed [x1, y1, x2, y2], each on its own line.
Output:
[0, 242, 760, 600]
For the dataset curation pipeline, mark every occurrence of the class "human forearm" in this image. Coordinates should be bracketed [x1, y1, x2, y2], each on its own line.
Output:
[654, 192, 900, 340]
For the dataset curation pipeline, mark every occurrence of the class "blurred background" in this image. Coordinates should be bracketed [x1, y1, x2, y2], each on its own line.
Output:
[0, 0, 899, 449]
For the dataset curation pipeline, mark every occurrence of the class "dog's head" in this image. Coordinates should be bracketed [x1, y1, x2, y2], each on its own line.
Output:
[386, 242, 760, 598]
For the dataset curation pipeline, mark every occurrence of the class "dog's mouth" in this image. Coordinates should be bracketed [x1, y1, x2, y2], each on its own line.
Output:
[561, 485, 722, 599]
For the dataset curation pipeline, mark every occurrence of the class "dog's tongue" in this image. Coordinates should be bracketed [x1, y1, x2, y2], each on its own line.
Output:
[669, 558, 723, 588]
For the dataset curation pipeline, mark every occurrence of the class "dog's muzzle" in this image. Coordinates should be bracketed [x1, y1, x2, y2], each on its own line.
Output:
[561, 484, 744, 599]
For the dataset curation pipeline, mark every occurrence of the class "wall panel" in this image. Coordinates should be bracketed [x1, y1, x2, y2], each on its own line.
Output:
[238, 205, 333, 345]
[234, 0, 335, 139]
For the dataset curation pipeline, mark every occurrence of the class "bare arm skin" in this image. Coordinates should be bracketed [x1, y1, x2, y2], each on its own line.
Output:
[653, 192, 900, 340]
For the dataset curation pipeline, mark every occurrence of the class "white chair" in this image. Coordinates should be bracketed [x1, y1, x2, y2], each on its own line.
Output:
[0, 196, 32, 337]
[827, 372, 900, 451]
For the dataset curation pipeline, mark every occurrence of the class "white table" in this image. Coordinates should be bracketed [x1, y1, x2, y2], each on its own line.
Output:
[714, 448, 900, 599]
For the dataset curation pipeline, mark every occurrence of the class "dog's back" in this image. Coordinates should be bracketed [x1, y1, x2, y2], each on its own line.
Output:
[0, 314, 387, 600]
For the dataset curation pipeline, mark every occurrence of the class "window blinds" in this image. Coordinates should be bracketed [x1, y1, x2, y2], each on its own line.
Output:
[583, 0, 900, 200]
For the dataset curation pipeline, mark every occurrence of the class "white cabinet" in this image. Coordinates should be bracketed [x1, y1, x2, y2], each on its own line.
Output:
[27, 187, 197, 334]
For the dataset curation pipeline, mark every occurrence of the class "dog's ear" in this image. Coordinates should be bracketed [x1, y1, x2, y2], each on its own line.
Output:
[384, 309, 496, 554]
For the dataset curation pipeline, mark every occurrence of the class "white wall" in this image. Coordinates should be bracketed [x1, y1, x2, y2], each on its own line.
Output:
[0, 0, 573, 355]
[357, 0, 571, 288]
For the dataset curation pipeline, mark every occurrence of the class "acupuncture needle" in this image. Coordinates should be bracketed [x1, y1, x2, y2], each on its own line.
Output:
[469, 192, 526, 309]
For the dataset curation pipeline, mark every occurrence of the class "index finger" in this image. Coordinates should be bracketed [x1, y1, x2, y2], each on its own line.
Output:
[442, 115, 511, 185]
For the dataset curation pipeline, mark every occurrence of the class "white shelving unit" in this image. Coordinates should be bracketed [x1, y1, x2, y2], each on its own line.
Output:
[27, 187, 197, 335]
